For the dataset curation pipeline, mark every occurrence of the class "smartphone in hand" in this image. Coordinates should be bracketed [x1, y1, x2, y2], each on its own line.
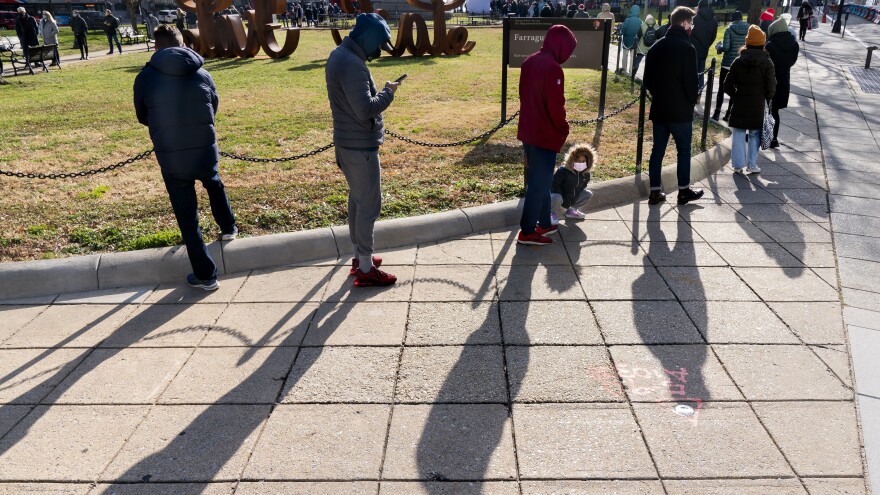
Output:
[394, 74, 408, 83]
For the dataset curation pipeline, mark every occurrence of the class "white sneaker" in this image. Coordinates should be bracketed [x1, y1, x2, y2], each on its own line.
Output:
[565, 207, 587, 220]
[550, 212, 559, 226]
[747, 166, 762, 175]
[732, 166, 746, 175]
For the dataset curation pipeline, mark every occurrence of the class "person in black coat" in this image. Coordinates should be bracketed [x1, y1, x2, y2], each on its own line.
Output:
[691, 0, 718, 86]
[70, 11, 89, 60]
[766, 17, 798, 148]
[724, 25, 776, 173]
[103, 9, 122, 54]
[14, 7, 39, 64]
[643, 6, 704, 205]
[133, 25, 238, 290]
[796, 1, 813, 41]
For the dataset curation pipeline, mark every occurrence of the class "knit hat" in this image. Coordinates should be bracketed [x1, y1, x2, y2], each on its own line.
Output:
[768, 16, 788, 36]
[745, 24, 766, 46]
[731, 10, 742, 21]
[578, 3, 585, 9]
[760, 9, 774, 21]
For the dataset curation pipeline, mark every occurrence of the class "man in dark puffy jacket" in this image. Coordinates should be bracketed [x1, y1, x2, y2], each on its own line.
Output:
[711, 10, 747, 122]
[691, 0, 718, 87]
[516, 24, 577, 246]
[70, 11, 89, 59]
[103, 9, 122, 54]
[643, 6, 704, 205]
[326, 13, 399, 287]
[14, 7, 39, 65]
[133, 25, 238, 291]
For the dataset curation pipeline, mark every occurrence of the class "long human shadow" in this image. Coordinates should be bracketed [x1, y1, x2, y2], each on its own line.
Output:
[415, 232, 578, 489]
[97, 267, 355, 490]
[633, 207, 710, 410]
[0, 287, 212, 458]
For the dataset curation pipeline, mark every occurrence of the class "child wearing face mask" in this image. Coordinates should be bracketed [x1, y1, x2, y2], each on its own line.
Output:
[550, 142, 597, 223]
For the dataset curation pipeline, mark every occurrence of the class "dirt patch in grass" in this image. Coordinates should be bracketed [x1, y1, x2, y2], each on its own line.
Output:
[0, 27, 728, 262]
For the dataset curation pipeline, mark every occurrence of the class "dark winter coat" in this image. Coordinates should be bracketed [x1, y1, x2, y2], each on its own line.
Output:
[644, 25, 698, 123]
[551, 143, 596, 207]
[103, 14, 119, 35]
[540, 3, 553, 17]
[724, 46, 776, 129]
[15, 13, 39, 48]
[325, 16, 394, 149]
[720, 20, 748, 68]
[765, 27, 799, 109]
[517, 25, 577, 153]
[691, 6, 718, 61]
[70, 15, 88, 37]
[134, 47, 220, 175]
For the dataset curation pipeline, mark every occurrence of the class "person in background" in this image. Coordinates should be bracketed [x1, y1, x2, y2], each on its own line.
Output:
[40, 12, 59, 66]
[14, 7, 39, 65]
[597, 2, 615, 20]
[134, 25, 239, 291]
[759, 7, 774, 32]
[620, 4, 642, 75]
[691, 0, 718, 87]
[712, 10, 747, 122]
[176, 7, 186, 30]
[70, 11, 89, 60]
[643, 6, 704, 205]
[634, 13, 657, 75]
[796, 1, 813, 41]
[146, 12, 160, 40]
[103, 9, 122, 54]
[574, 4, 590, 17]
[766, 15, 799, 148]
[516, 24, 577, 245]
[724, 25, 776, 174]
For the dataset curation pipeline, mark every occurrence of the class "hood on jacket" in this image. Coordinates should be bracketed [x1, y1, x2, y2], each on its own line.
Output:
[564, 142, 597, 171]
[542, 24, 577, 64]
[768, 16, 789, 36]
[698, 4, 714, 19]
[627, 5, 640, 17]
[645, 14, 655, 26]
[349, 13, 392, 60]
[148, 47, 204, 76]
[730, 10, 743, 22]
[729, 18, 749, 35]
[601, 2, 610, 11]
[739, 45, 769, 65]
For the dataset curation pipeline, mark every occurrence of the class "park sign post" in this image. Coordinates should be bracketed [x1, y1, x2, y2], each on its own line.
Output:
[501, 17, 612, 123]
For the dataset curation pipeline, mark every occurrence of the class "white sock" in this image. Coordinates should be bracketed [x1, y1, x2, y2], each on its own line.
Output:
[359, 255, 374, 274]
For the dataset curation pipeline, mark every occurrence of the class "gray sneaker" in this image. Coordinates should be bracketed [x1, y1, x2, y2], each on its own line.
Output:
[221, 225, 238, 241]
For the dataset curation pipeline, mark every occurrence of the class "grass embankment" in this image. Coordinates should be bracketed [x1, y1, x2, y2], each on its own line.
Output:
[0, 27, 728, 261]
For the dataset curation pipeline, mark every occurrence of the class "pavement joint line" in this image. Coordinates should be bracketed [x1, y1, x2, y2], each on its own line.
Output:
[6, 399, 862, 406]
[375, 304, 411, 488]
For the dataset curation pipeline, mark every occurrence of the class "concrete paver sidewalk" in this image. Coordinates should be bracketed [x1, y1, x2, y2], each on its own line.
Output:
[0, 18, 876, 495]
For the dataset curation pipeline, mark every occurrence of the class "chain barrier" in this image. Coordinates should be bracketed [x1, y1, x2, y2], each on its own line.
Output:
[0, 150, 154, 180]
[384, 111, 520, 147]
[219, 142, 335, 163]
[570, 95, 640, 125]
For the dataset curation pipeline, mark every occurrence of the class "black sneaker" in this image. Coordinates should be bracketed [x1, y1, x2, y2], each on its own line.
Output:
[187, 273, 219, 291]
[721, 113, 729, 122]
[648, 190, 667, 205]
[677, 188, 705, 205]
[770, 139, 780, 148]
[710, 111, 721, 122]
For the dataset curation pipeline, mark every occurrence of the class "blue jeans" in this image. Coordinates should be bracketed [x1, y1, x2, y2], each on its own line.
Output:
[648, 121, 692, 190]
[520, 143, 557, 234]
[106, 31, 122, 52]
[731, 128, 760, 169]
[162, 168, 236, 281]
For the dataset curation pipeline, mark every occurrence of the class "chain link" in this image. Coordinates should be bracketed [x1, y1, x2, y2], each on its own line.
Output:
[384, 111, 520, 148]
[219, 142, 335, 162]
[570, 96, 640, 125]
[0, 150, 154, 180]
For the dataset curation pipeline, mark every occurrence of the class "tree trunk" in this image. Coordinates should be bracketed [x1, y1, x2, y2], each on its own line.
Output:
[747, 0, 763, 24]
[127, 0, 140, 31]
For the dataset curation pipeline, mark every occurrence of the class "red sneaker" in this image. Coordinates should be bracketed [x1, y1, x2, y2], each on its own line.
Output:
[517, 231, 553, 246]
[350, 256, 383, 276]
[535, 224, 558, 236]
[354, 267, 397, 287]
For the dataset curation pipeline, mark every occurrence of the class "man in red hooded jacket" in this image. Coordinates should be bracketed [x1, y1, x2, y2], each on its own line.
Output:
[516, 24, 577, 246]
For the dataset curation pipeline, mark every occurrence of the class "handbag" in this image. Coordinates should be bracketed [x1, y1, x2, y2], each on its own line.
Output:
[810, 15, 818, 29]
[760, 100, 775, 150]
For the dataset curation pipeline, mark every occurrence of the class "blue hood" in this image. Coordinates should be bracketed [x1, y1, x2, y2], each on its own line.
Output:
[627, 5, 640, 17]
[148, 47, 204, 77]
[349, 13, 391, 59]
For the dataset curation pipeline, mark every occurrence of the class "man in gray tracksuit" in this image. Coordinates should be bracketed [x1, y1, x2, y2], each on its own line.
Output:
[325, 13, 400, 287]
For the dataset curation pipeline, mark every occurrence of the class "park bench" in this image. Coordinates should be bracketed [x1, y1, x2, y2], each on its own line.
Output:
[0, 35, 19, 74]
[10, 44, 59, 76]
[118, 26, 150, 46]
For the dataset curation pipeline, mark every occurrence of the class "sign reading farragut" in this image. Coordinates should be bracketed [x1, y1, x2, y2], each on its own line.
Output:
[506, 18, 610, 70]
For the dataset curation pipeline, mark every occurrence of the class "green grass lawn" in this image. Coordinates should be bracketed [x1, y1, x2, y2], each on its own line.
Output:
[0, 27, 728, 261]
[0, 25, 149, 58]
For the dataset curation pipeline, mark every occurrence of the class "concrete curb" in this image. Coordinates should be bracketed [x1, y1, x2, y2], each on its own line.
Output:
[0, 137, 732, 300]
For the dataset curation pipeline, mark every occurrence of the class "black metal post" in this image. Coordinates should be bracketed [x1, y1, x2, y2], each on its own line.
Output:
[832, 0, 844, 33]
[636, 81, 647, 174]
[867, 46, 878, 69]
[501, 17, 509, 124]
[615, 35, 622, 75]
[599, 18, 611, 118]
[842, 10, 849, 37]
[630, 47, 637, 92]
[701, 58, 716, 150]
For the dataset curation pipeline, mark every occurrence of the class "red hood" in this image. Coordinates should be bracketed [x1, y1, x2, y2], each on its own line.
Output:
[542, 24, 577, 64]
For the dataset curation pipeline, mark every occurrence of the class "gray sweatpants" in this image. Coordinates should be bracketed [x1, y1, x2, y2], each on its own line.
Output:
[551, 189, 593, 212]
[335, 146, 382, 264]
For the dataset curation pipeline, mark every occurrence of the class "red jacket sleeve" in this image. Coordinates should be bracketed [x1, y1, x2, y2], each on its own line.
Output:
[544, 66, 569, 138]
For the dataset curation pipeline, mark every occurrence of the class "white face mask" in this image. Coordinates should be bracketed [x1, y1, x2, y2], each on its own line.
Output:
[573, 162, 588, 172]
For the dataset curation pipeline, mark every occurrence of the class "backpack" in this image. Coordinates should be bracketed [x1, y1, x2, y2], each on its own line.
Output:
[643, 23, 657, 47]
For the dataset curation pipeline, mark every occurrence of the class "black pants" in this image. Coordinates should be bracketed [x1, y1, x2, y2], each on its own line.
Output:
[771, 102, 782, 140]
[799, 18, 809, 39]
[714, 67, 730, 116]
[162, 167, 236, 281]
[75, 34, 88, 57]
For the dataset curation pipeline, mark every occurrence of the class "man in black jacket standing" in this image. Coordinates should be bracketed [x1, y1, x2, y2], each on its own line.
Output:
[14, 7, 39, 66]
[70, 11, 89, 60]
[103, 9, 122, 54]
[133, 25, 238, 290]
[643, 6, 704, 205]
[691, 0, 718, 88]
